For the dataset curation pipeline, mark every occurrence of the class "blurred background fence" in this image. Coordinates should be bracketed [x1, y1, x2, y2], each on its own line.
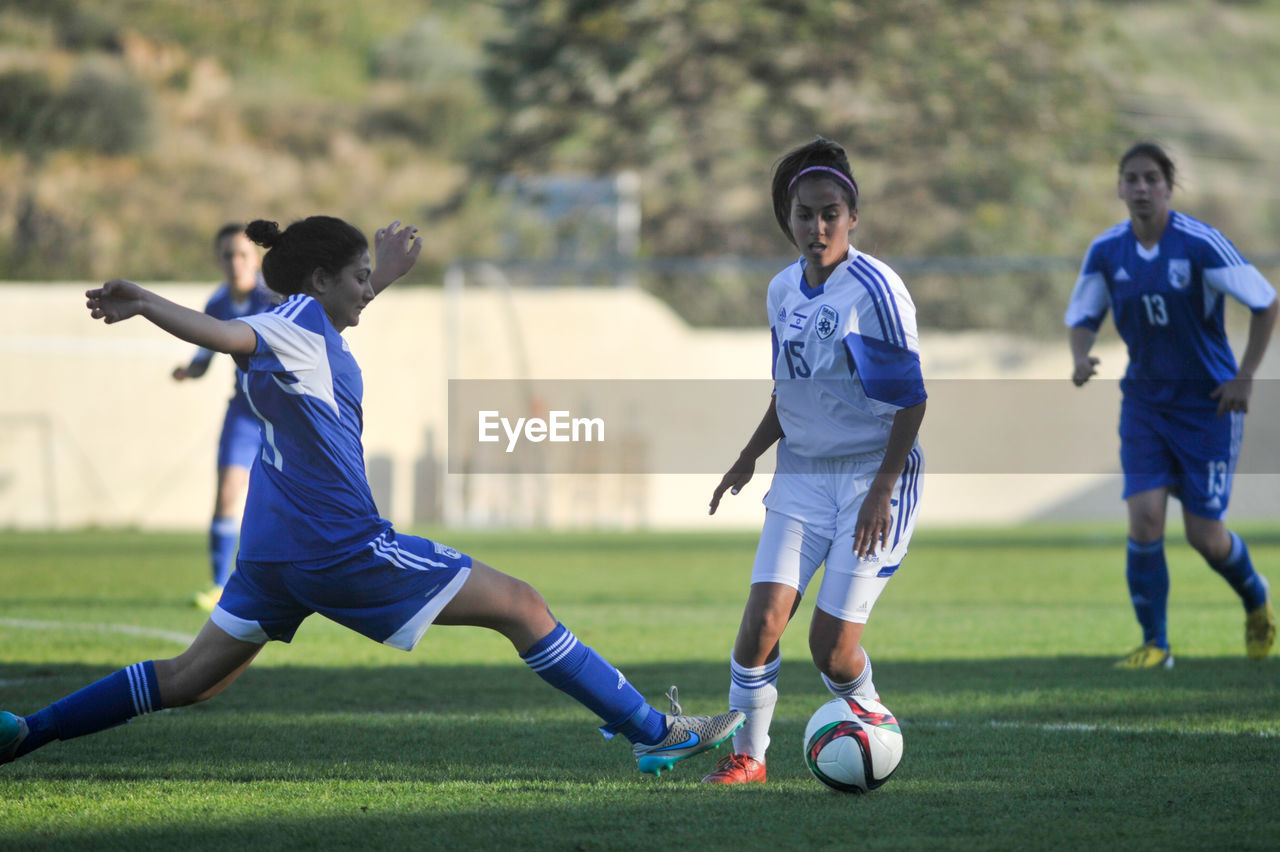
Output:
[4, 266, 1278, 532]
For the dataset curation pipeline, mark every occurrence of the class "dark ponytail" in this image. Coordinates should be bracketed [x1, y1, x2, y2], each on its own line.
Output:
[245, 219, 282, 250]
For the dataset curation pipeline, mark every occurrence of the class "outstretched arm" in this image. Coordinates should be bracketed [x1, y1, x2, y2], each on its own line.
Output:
[87, 279, 257, 355]
[709, 396, 784, 515]
[370, 220, 423, 295]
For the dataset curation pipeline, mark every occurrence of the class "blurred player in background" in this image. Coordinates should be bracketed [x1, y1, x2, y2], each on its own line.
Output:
[705, 138, 926, 784]
[1, 216, 743, 776]
[1066, 141, 1278, 669]
[173, 223, 276, 611]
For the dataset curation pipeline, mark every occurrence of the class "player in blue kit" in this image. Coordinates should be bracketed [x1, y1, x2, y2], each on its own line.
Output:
[1066, 142, 1278, 668]
[703, 138, 926, 784]
[172, 223, 277, 611]
[1, 216, 742, 775]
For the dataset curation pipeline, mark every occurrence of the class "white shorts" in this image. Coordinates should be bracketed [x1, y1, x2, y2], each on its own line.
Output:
[755, 439, 924, 623]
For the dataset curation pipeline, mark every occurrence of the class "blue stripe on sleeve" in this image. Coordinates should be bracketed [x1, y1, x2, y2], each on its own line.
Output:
[849, 267, 894, 345]
[844, 332, 927, 407]
[865, 260, 907, 344]
[851, 258, 905, 346]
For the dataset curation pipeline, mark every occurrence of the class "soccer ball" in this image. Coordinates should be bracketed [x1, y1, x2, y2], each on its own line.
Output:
[802, 696, 903, 793]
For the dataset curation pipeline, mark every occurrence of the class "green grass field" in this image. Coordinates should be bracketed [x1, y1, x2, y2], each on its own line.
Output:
[2, 525, 1278, 851]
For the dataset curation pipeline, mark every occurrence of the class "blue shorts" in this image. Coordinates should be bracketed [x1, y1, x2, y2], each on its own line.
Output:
[1119, 398, 1243, 520]
[217, 396, 263, 470]
[211, 529, 473, 651]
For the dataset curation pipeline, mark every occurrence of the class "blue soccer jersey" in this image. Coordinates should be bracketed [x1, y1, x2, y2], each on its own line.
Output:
[768, 247, 927, 457]
[190, 277, 277, 399]
[233, 295, 390, 561]
[1065, 211, 1276, 409]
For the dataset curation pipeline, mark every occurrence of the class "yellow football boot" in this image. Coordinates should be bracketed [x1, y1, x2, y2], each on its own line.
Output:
[1114, 641, 1173, 670]
[1245, 600, 1276, 661]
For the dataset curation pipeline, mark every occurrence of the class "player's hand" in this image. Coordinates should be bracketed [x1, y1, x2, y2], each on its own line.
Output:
[172, 365, 190, 381]
[373, 220, 423, 285]
[1072, 356, 1100, 387]
[852, 486, 893, 559]
[1210, 374, 1253, 416]
[86, 279, 148, 324]
[709, 455, 756, 515]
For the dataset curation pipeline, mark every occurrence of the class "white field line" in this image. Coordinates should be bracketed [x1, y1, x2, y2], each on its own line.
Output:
[911, 719, 1277, 739]
[0, 617, 196, 646]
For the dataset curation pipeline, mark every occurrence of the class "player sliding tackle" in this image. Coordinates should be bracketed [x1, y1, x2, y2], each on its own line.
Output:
[1, 216, 742, 775]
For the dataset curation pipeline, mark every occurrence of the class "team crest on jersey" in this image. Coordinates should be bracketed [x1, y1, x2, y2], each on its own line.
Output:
[1167, 259, 1191, 290]
[815, 305, 839, 340]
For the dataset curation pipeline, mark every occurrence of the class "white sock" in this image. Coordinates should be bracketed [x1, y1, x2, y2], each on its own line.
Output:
[728, 656, 780, 761]
[821, 648, 876, 700]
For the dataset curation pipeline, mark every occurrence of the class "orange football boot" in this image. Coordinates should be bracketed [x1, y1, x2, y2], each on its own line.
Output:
[701, 753, 766, 784]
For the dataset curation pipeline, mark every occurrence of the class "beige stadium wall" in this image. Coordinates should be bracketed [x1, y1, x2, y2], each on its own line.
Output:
[2, 283, 1275, 532]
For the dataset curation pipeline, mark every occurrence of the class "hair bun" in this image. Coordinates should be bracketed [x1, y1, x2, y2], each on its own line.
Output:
[245, 219, 282, 249]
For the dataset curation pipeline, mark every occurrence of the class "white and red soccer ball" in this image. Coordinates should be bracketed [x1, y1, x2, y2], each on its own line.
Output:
[802, 696, 903, 793]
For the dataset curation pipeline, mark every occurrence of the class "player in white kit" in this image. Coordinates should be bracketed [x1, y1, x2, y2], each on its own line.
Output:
[704, 138, 926, 784]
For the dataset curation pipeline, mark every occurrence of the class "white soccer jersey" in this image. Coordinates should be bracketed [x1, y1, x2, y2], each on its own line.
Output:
[768, 248, 926, 457]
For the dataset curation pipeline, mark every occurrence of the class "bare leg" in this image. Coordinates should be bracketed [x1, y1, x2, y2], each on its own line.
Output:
[435, 560, 556, 654]
[1182, 509, 1232, 562]
[1126, 487, 1169, 543]
[732, 581, 803, 667]
[808, 609, 867, 683]
[721, 582, 802, 762]
[214, 465, 250, 518]
[154, 619, 264, 707]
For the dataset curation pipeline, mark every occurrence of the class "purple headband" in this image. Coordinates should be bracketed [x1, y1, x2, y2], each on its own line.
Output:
[787, 165, 857, 195]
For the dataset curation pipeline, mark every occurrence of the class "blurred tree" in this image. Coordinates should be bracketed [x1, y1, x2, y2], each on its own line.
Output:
[0, 64, 151, 157]
[473, 0, 1125, 263]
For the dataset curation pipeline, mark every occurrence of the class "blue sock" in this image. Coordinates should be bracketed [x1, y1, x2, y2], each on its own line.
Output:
[210, 516, 239, 587]
[1208, 532, 1267, 611]
[521, 623, 666, 745]
[1127, 538, 1170, 649]
[17, 662, 162, 758]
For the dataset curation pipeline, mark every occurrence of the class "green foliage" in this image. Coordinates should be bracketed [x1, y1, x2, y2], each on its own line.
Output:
[0, 70, 58, 152]
[1, 527, 1279, 850]
[0, 0, 1277, 333]
[0, 64, 151, 157]
[475, 0, 1126, 261]
[55, 64, 154, 155]
[2, 0, 118, 50]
